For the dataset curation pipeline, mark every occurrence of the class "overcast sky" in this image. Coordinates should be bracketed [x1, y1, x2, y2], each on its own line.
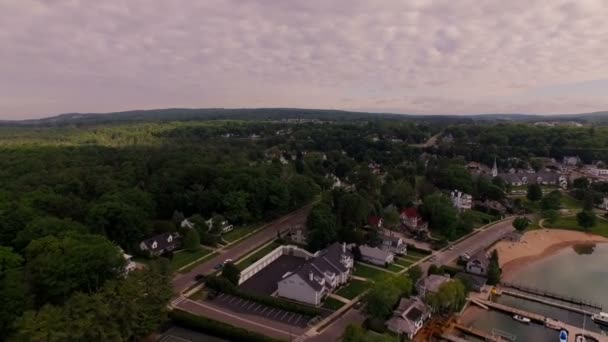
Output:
[1, 0, 608, 119]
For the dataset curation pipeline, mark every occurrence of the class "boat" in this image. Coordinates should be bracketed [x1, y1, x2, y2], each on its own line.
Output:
[513, 314, 531, 323]
[591, 312, 608, 326]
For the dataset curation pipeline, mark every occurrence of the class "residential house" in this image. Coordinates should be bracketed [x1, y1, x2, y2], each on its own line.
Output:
[139, 232, 181, 256]
[454, 272, 487, 292]
[451, 190, 472, 212]
[206, 218, 234, 233]
[563, 156, 581, 167]
[474, 200, 507, 216]
[380, 235, 408, 255]
[416, 274, 451, 297]
[277, 242, 354, 305]
[121, 249, 137, 273]
[359, 245, 394, 266]
[288, 226, 308, 245]
[599, 197, 608, 211]
[441, 133, 454, 143]
[367, 216, 384, 229]
[180, 218, 194, 229]
[466, 250, 489, 276]
[400, 208, 428, 232]
[386, 297, 432, 339]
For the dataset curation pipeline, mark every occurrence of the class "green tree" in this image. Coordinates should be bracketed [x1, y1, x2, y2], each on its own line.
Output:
[183, 228, 201, 252]
[364, 274, 411, 319]
[543, 210, 559, 224]
[288, 175, 320, 208]
[88, 200, 150, 250]
[0, 247, 28, 339]
[425, 280, 467, 314]
[407, 265, 423, 285]
[572, 177, 589, 190]
[13, 216, 87, 252]
[222, 262, 240, 285]
[422, 193, 458, 239]
[25, 234, 125, 305]
[512, 217, 529, 232]
[577, 211, 596, 231]
[383, 206, 400, 229]
[540, 190, 561, 211]
[487, 250, 501, 285]
[307, 203, 338, 251]
[526, 184, 543, 202]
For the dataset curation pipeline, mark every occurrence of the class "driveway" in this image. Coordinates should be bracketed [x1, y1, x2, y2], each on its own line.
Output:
[307, 308, 365, 342]
[172, 205, 312, 293]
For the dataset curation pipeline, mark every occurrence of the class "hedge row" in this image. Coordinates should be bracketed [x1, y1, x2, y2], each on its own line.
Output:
[169, 309, 282, 342]
[206, 276, 323, 317]
[406, 244, 433, 255]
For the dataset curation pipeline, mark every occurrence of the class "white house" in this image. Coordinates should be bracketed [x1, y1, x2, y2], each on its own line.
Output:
[380, 235, 407, 255]
[277, 242, 354, 306]
[205, 218, 234, 233]
[359, 245, 394, 266]
[120, 248, 137, 273]
[139, 232, 181, 256]
[451, 190, 472, 212]
[386, 297, 432, 339]
[180, 218, 194, 229]
[400, 208, 428, 232]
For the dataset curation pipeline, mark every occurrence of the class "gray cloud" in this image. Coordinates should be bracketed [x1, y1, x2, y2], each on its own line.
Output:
[1, 0, 608, 119]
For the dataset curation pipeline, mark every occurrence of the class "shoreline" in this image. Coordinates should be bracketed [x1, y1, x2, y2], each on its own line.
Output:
[493, 229, 608, 280]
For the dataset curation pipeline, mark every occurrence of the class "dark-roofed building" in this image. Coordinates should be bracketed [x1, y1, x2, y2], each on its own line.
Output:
[367, 216, 384, 229]
[386, 297, 431, 339]
[139, 232, 181, 256]
[496, 171, 567, 189]
[380, 235, 407, 255]
[466, 250, 489, 276]
[454, 272, 487, 292]
[277, 242, 354, 305]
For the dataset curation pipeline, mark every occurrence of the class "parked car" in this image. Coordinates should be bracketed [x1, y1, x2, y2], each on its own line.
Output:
[448, 245, 455, 251]
[213, 263, 224, 270]
[224, 258, 233, 264]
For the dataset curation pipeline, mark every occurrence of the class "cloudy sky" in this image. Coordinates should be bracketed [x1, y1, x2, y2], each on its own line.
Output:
[1, 0, 608, 119]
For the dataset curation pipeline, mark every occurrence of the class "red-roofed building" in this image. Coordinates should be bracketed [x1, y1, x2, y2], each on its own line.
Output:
[400, 207, 428, 232]
[367, 216, 384, 229]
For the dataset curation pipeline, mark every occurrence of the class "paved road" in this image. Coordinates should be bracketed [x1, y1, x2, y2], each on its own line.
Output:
[172, 204, 312, 293]
[419, 217, 516, 274]
[307, 309, 365, 342]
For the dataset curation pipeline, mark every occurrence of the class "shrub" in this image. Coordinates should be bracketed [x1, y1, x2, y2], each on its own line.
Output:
[364, 317, 387, 334]
[406, 244, 432, 255]
[170, 309, 280, 342]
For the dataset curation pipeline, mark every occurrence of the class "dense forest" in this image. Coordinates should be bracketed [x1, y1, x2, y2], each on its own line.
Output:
[3, 116, 608, 340]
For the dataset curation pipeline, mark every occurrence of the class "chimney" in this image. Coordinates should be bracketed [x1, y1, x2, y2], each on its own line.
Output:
[309, 271, 314, 281]
[343, 242, 346, 253]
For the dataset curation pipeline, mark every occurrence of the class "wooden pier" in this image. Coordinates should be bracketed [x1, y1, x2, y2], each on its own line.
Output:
[500, 281, 602, 310]
[454, 324, 506, 342]
[474, 298, 608, 342]
[501, 289, 597, 316]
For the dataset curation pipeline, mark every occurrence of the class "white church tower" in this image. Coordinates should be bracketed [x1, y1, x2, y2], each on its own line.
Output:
[491, 157, 498, 178]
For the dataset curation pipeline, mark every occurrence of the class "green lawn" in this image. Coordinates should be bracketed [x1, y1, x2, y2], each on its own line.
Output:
[394, 257, 414, 268]
[406, 251, 428, 259]
[544, 215, 608, 238]
[335, 279, 372, 299]
[222, 225, 258, 243]
[322, 297, 346, 311]
[386, 263, 404, 272]
[353, 263, 391, 282]
[171, 247, 213, 271]
[561, 195, 582, 210]
[178, 252, 219, 274]
[236, 240, 282, 270]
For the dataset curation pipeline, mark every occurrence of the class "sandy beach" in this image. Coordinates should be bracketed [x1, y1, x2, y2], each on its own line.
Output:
[493, 228, 608, 279]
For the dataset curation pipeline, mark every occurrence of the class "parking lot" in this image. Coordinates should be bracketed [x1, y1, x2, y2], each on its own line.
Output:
[211, 293, 311, 328]
[240, 255, 306, 295]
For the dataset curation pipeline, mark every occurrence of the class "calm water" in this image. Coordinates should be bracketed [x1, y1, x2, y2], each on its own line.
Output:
[467, 243, 608, 341]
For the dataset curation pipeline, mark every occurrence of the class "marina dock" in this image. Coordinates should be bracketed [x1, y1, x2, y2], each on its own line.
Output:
[472, 298, 608, 342]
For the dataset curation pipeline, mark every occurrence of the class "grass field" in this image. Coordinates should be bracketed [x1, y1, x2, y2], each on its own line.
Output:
[335, 279, 371, 299]
[171, 247, 213, 271]
[544, 215, 608, 238]
[222, 225, 258, 243]
[561, 195, 582, 210]
[322, 297, 346, 311]
[386, 263, 404, 272]
[236, 240, 282, 270]
[353, 263, 391, 282]
[394, 257, 414, 268]
[177, 251, 219, 273]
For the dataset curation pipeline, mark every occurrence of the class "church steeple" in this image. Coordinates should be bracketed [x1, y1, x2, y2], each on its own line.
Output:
[492, 157, 498, 177]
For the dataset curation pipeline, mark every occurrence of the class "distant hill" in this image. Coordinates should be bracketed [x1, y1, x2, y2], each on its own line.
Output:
[1, 108, 608, 127]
